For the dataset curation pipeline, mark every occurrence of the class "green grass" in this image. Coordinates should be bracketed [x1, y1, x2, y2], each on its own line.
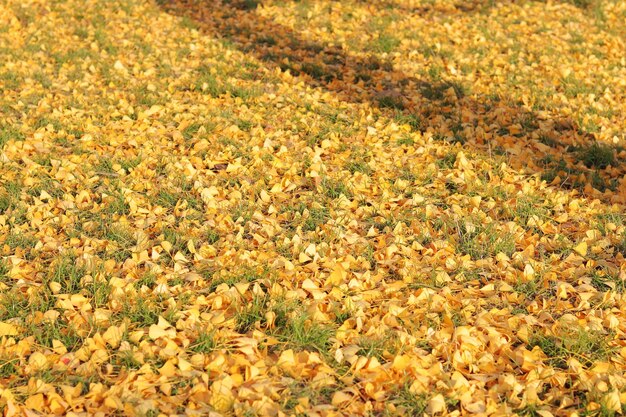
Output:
[104, 191, 131, 216]
[303, 207, 329, 232]
[578, 143, 615, 169]
[0, 125, 25, 148]
[437, 152, 457, 169]
[390, 383, 428, 415]
[369, 34, 400, 53]
[0, 193, 11, 214]
[275, 310, 334, 354]
[135, 271, 157, 289]
[321, 178, 352, 199]
[455, 220, 516, 259]
[205, 228, 220, 244]
[345, 151, 373, 175]
[528, 327, 614, 369]
[29, 320, 83, 350]
[155, 189, 179, 208]
[87, 278, 111, 308]
[4, 233, 38, 251]
[355, 334, 397, 361]
[394, 113, 422, 132]
[283, 202, 330, 232]
[162, 227, 191, 258]
[118, 156, 142, 171]
[0, 359, 19, 379]
[377, 94, 405, 110]
[235, 294, 269, 333]
[190, 330, 219, 353]
[47, 254, 86, 294]
[0, 291, 32, 320]
[589, 269, 624, 293]
[113, 350, 142, 371]
[105, 225, 134, 262]
[0, 259, 9, 282]
[120, 295, 160, 327]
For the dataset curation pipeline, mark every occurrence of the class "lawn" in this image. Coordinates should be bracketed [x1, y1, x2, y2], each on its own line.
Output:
[0, 0, 625, 415]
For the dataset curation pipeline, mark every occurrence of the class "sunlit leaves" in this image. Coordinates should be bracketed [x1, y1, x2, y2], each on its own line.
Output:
[0, 0, 625, 414]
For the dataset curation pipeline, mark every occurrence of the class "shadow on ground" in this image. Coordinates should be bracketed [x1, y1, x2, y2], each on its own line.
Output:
[158, 0, 623, 201]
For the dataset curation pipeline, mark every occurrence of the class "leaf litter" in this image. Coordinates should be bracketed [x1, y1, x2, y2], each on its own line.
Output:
[0, 0, 626, 415]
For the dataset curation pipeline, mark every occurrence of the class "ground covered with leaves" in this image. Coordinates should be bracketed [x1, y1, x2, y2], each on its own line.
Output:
[0, 0, 625, 415]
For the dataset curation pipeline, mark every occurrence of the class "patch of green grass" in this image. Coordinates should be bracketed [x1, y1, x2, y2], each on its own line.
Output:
[394, 113, 422, 132]
[87, 278, 111, 308]
[565, 0, 594, 9]
[231, 201, 254, 224]
[4, 233, 37, 250]
[180, 16, 198, 30]
[96, 159, 114, 174]
[0, 259, 8, 282]
[104, 191, 131, 216]
[182, 123, 202, 141]
[162, 227, 190, 255]
[3, 181, 22, 199]
[0, 291, 31, 320]
[355, 335, 395, 361]
[113, 350, 142, 370]
[205, 228, 220, 244]
[512, 278, 551, 304]
[561, 75, 597, 98]
[155, 189, 179, 208]
[321, 178, 352, 199]
[377, 94, 405, 110]
[135, 271, 157, 289]
[105, 226, 134, 262]
[0, 125, 25, 148]
[303, 207, 329, 232]
[282, 382, 340, 412]
[47, 255, 85, 294]
[595, 212, 624, 236]
[390, 383, 428, 415]
[528, 327, 614, 369]
[228, 85, 260, 101]
[195, 67, 227, 97]
[190, 330, 219, 353]
[366, 212, 397, 233]
[301, 62, 333, 81]
[455, 220, 516, 259]
[229, 0, 260, 10]
[369, 34, 400, 53]
[578, 143, 615, 169]
[235, 294, 269, 333]
[0, 359, 18, 379]
[396, 135, 414, 146]
[508, 195, 548, 224]
[121, 295, 160, 327]
[389, 383, 458, 415]
[437, 152, 457, 169]
[0, 71, 20, 89]
[421, 80, 467, 101]
[0, 193, 10, 214]
[29, 320, 83, 350]
[118, 156, 142, 172]
[589, 269, 624, 293]
[275, 310, 334, 354]
[34, 117, 63, 131]
[235, 118, 253, 131]
[517, 404, 541, 417]
[345, 151, 372, 175]
[26, 177, 64, 200]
